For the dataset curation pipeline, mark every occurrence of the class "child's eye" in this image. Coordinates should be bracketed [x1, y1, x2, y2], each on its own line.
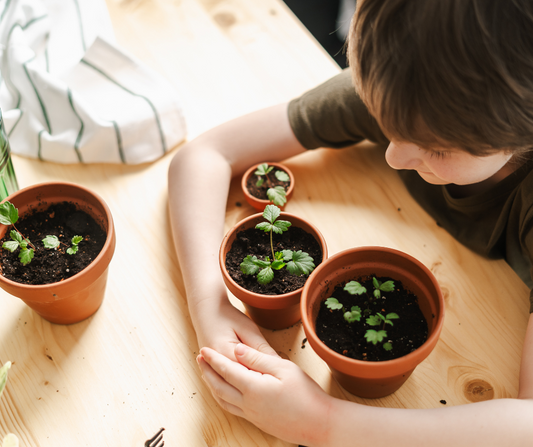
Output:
[423, 149, 450, 159]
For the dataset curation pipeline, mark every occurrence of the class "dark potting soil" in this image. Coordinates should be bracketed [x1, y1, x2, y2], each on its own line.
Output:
[246, 168, 290, 200]
[225, 226, 322, 295]
[315, 275, 428, 361]
[0, 202, 107, 285]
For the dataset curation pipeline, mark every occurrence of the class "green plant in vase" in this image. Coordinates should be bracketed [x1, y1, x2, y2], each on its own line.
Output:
[240, 204, 316, 284]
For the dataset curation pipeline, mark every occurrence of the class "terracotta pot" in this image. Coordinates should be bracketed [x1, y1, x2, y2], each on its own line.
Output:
[220, 211, 327, 330]
[241, 162, 295, 212]
[0, 182, 116, 324]
[301, 246, 444, 398]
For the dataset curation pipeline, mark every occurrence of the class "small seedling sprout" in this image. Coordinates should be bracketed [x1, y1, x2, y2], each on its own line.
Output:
[372, 277, 395, 299]
[324, 277, 398, 351]
[0, 201, 83, 265]
[240, 204, 315, 284]
[254, 163, 290, 207]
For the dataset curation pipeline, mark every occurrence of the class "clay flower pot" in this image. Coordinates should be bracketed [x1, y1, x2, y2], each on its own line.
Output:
[0, 182, 116, 324]
[220, 211, 327, 330]
[301, 246, 444, 398]
[241, 162, 295, 212]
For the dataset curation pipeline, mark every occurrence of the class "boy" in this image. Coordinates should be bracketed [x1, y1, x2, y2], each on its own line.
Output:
[168, 0, 533, 445]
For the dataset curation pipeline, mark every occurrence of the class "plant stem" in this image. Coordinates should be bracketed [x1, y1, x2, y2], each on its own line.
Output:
[13, 225, 36, 250]
[269, 228, 275, 260]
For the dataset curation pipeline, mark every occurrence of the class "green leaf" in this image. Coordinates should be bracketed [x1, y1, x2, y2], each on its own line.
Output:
[42, 235, 60, 249]
[240, 255, 261, 275]
[271, 219, 291, 234]
[372, 277, 380, 289]
[0, 202, 18, 226]
[262, 204, 280, 224]
[267, 186, 287, 207]
[344, 306, 362, 323]
[257, 267, 274, 284]
[281, 249, 293, 261]
[275, 170, 290, 182]
[10, 230, 22, 244]
[373, 289, 381, 299]
[255, 222, 273, 233]
[384, 313, 399, 326]
[67, 246, 79, 255]
[254, 163, 272, 176]
[271, 259, 285, 270]
[71, 235, 83, 245]
[256, 178, 264, 188]
[383, 342, 393, 351]
[366, 314, 383, 326]
[344, 281, 366, 295]
[19, 248, 34, 266]
[325, 297, 343, 310]
[286, 250, 315, 275]
[379, 280, 395, 292]
[365, 329, 388, 345]
[2, 240, 19, 252]
[0, 361, 11, 397]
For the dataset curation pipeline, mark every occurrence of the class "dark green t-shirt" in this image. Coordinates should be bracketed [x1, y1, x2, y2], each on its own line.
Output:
[288, 69, 533, 312]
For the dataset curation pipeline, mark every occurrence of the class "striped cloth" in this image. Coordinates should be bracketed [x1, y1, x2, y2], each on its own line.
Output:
[0, 0, 187, 164]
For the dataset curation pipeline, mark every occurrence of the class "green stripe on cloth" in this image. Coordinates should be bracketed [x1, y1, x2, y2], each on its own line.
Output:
[81, 58, 168, 155]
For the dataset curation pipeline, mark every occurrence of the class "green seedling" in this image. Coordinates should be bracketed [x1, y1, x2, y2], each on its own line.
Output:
[254, 163, 290, 207]
[0, 201, 83, 265]
[324, 278, 399, 351]
[325, 297, 362, 323]
[365, 312, 399, 351]
[240, 204, 315, 285]
[372, 277, 395, 299]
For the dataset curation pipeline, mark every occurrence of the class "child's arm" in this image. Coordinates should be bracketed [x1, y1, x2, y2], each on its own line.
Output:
[168, 103, 307, 360]
[197, 313, 533, 447]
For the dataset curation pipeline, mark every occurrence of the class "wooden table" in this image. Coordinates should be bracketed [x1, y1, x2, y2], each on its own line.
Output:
[0, 1, 529, 446]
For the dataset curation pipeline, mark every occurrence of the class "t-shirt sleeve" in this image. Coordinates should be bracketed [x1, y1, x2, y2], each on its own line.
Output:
[287, 69, 389, 149]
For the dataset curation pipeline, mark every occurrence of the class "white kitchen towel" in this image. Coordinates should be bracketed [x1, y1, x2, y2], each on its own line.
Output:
[0, 0, 187, 164]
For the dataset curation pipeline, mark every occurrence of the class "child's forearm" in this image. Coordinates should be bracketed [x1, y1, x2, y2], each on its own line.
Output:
[167, 103, 306, 355]
[322, 314, 533, 447]
[323, 396, 533, 447]
[168, 103, 304, 310]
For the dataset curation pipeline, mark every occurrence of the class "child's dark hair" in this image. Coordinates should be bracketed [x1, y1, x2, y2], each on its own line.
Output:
[348, 0, 533, 156]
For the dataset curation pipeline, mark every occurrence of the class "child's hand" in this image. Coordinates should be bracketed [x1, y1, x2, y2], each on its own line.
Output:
[191, 297, 279, 361]
[197, 343, 333, 446]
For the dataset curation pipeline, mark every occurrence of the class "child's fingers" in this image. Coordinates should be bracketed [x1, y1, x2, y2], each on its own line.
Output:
[199, 346, 265, 390]
[197, 353, 246, 417]
[237, 330, 280, 358]
[234, 343, 286, 377]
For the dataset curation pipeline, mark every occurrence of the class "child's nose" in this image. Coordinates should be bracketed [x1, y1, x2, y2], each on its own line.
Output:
[385, 142, 422, 170]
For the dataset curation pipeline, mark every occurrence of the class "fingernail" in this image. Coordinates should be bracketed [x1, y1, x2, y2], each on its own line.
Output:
[235, 343, 248, 356]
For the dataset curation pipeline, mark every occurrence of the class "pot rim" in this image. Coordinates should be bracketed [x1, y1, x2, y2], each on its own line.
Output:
[0, 181, 116, 291]
[301, 246, 445, 372]
[241, 162, 295, 208]
[220, 210, 327, 305]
